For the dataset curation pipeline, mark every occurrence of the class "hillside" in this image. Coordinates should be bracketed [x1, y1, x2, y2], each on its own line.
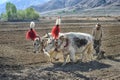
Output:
[32, 0, 120, 13]
[41, 3, 120, 16]
[0, 0, 120, 16]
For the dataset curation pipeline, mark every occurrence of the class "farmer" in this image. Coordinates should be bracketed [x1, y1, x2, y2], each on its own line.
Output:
[51, 17, 61, 51]
[92, 23, 103, 57]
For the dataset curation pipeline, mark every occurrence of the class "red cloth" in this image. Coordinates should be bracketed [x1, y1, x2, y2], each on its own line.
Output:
[26, 29, 37, 41]
[51, 25, 60, 39]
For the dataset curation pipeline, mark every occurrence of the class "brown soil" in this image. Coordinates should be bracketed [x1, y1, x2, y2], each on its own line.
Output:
[0, 16, 120, 80]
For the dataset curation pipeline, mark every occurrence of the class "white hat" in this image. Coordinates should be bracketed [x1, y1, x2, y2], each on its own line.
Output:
[30, 21, 35, 28]
[55, 17, 61, 25]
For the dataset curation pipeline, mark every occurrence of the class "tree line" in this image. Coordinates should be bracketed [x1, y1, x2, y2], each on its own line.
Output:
[0, 2, 40, 21]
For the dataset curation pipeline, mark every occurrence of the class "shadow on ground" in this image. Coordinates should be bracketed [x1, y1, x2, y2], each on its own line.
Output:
[44, 60, 111, 72]
[107, 54, 120, 62]
[27, 60, 110, 80]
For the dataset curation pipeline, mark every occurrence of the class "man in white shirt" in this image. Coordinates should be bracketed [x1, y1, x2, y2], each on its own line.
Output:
[92, 23, 102, 56]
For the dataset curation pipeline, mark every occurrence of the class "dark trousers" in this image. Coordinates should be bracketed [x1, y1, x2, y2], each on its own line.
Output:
[94, 40, 101, 55]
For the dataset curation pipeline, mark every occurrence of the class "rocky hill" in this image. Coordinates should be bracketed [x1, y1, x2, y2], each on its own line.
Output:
[32, 0, 120, 13]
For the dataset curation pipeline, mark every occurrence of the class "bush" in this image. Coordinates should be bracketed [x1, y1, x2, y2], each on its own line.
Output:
[0, 2, 40, 21]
